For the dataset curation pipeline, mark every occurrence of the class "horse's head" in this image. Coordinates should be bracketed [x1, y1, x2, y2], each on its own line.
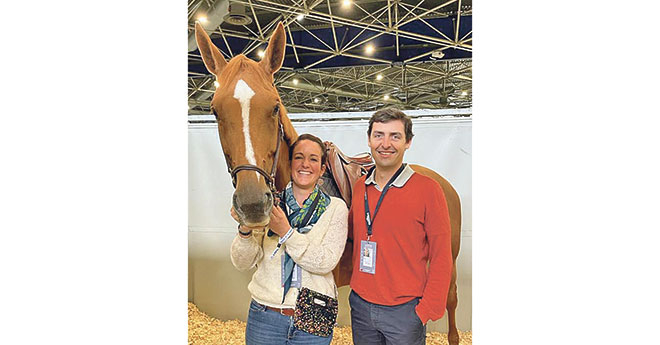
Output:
[195, 22, 297, 227]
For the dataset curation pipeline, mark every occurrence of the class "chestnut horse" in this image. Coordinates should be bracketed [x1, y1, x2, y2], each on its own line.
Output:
[194, 22, 462, 345]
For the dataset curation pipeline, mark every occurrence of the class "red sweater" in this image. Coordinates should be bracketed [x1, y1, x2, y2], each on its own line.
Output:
[348, 170, 452, 324]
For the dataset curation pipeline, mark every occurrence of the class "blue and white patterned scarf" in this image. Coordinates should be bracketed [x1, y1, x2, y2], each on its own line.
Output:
[277, 182, 330, 302]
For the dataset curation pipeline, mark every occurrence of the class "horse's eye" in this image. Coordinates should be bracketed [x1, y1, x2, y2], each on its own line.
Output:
[211, 108, 218, 119]
[273, 104, 280, 116]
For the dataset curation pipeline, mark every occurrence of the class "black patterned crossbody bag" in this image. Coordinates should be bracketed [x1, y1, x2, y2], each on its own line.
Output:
[293, 286, 339, 337]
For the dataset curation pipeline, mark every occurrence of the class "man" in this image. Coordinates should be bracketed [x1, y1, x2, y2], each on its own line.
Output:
[348, 107, 452, 345]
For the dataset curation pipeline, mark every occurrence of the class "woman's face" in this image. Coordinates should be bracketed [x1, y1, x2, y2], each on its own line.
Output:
[291, 139, 326, 190]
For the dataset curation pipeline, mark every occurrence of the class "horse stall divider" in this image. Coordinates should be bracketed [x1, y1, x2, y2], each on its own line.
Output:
[188, 112, 472, 333]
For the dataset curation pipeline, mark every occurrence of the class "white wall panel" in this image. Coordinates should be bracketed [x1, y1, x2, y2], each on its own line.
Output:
[189, 116, 472, 331]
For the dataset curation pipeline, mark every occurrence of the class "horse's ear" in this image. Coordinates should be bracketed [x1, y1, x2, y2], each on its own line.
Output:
[260, 22, 286, 75]
[194, 22, 227, 76]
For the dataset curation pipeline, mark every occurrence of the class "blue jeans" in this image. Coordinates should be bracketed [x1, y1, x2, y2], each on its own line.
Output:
[245, 300, 333, 345]
[349, 290, 426, 345]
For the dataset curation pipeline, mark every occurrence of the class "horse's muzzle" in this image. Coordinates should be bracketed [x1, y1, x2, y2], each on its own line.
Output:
[232, 190, 273, 227]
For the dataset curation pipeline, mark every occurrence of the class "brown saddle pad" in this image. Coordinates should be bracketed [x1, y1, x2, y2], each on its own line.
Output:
[324, 141, 374, 209]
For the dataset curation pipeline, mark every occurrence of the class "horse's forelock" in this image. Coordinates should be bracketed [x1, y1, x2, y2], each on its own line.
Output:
[211, 56, 273, 112]
[218, 55, 271, 88]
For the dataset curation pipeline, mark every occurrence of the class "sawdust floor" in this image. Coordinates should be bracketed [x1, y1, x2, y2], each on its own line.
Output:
[189, 303, 472, 345]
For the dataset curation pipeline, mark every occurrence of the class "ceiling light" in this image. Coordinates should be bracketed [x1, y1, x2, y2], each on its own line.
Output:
[383, 94, 390, 100]
[431, 50, 445, 59]
[296, 14, 304, 21]
[461, 91, 467, 96]
[314, 98, 319, 103]
[214, 80, 220, 88]
[257, 50, 265, 58]
[293, 78, 299, 85]
[365, 44, 375, 54]
[197, 16, 208, 23]
[342, 0, 351, 7]
[376, 74, 383, 81]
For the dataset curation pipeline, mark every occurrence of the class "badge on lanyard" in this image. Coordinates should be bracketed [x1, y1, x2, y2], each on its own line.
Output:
[281, 254, 302, 288]
[361, 164, 406, 276]
[359, 240, 377, 274]
[291, 263, 302, 288]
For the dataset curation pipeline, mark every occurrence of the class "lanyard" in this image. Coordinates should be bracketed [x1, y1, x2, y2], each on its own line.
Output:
[364, 163, 407, 240]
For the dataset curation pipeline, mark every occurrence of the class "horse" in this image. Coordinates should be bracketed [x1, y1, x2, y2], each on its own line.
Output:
[194, 21, 463, 345]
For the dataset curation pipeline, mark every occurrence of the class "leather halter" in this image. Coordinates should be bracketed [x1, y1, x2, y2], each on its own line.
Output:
[224, 117, 284, 194]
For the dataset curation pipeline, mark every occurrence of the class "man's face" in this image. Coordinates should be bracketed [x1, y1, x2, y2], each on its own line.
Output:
[368, 120, 411, 171]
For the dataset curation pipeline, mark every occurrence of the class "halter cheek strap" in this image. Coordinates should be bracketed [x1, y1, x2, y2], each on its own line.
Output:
[225, 118, 284, 194]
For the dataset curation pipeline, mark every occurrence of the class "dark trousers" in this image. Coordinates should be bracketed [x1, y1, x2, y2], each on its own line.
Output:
[349, 290, 426, 345]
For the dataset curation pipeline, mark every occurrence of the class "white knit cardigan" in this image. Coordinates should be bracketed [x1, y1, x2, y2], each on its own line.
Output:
[230, 196, 348, 308]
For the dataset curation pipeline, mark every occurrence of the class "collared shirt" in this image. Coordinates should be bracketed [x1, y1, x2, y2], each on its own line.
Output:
[364, 163, 415, 191]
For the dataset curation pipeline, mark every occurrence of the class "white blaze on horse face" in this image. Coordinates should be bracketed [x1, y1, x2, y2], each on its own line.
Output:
[233, 79, 260, 181]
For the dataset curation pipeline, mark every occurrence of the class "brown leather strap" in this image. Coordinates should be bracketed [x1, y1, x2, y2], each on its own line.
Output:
[265, 305, 295, 316]
[227, 118, 284, 194]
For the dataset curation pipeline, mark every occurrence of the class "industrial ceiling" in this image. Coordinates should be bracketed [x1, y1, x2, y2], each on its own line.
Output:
[188, 0, 472, 115]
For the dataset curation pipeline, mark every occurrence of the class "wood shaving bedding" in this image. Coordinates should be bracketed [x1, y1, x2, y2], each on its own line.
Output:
[189, 303, 472, 345]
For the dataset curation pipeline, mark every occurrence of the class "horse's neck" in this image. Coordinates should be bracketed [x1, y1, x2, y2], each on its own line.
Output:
[274, 112, 296, 191]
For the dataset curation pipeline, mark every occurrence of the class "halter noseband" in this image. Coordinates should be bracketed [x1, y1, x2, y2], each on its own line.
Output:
[225, 118, 284, 194]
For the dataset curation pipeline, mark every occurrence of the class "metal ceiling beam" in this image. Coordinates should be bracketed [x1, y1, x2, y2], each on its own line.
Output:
[235, 0, 471, 51]
[455, 0, 462, 43]
[286, 24, 300, 63]
[326, 0, 339, 52]
[242, 0, 325, 57]
[188, 0, 472, 113]
[246, 0, 265, 40]
[188, 0, 230, 52]
[395, 1, 399, 56]
[341, 7, 389, 50]
[354, 1, 387, 27]
[397, 0, 456, 27]
[397, 0, 428, 24]
[304, 54, 337, 69]
[306, 69, 400, 90]
[321, 65, 394, 94]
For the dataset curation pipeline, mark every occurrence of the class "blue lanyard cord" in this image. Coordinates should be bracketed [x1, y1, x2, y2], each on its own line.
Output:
[364, 163, 407, 238]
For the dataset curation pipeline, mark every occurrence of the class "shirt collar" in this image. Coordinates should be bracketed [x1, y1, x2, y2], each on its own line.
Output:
[365, 163, 415, 191]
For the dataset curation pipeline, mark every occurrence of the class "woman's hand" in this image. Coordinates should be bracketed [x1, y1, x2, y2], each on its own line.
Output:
[230, 207, 241, 223]
[268, 205, 291, 237]
[231, 207, 252, 236]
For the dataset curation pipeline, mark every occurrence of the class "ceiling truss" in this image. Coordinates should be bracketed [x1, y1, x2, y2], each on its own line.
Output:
[188, 0, 472, 114]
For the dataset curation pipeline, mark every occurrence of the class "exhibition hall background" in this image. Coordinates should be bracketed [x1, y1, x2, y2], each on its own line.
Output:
[188, 110, 472, 332]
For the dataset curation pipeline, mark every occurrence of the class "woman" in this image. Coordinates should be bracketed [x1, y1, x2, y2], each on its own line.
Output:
[230, 133, 348, 345]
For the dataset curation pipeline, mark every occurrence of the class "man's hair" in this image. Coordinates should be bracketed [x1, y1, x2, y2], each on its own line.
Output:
[289, 133, 327, 166]
[367, 107, 414, 142]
